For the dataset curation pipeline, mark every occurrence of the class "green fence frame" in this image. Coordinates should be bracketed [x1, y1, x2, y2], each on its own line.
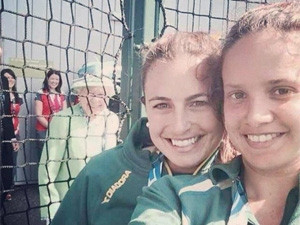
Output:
[120, 0, 161, 138]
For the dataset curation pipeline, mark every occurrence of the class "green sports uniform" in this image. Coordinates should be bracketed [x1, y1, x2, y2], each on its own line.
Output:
[130, 156, 300, 225]
[51, 118, 216, 225]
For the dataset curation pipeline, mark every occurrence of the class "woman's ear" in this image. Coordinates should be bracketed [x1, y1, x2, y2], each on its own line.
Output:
[140, 96, 145, 105]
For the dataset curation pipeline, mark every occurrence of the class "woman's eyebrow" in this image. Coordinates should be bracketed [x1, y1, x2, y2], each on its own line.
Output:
[186, 93, 208, 101]
[268, 78, 298, 85]
[148, 96, 171, 102]
[148, 93, 208, 102]
[223, 84, 241, 89]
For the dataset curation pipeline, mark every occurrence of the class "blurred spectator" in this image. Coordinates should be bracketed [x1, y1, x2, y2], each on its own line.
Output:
[38, 73, 119, 222]
[1, 69, 23, 136]
[0, 73, 19, 202]
[34, 69, 67, 161]
[1, 69, 23, 196]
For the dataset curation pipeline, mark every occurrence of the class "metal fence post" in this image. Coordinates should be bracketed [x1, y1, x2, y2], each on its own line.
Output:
[120, 0, 159, 138]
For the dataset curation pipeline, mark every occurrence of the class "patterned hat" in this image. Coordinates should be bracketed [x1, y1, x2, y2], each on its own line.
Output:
[77, 61, 121, 78]
[71, 74, 115, 96]
[72, 61, 121, 96]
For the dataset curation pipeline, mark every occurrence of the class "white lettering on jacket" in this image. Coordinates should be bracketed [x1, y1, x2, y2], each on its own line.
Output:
[101, 170, 132, 204]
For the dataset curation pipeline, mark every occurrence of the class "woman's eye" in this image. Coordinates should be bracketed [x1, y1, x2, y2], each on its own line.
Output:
[273, 88, 293, 96]
[154, 103, 169, 109]
[230, 92, 245, 100]
[190, 100, 207, 107]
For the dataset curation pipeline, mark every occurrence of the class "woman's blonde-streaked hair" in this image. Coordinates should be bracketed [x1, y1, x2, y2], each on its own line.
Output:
[213, 1, 300, 118]
[141, 31, 220, 92]
[222, 1, 300, 58]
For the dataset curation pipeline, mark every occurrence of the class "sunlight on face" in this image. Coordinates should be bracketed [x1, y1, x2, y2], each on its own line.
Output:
[144, 54, 223, 173]
[78, 86, 109, 116]
[48, 74, 60, 91]
[223, 30, 300, 172]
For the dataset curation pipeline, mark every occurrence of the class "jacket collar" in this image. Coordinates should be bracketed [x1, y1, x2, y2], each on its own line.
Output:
[209, 156, 242, 185]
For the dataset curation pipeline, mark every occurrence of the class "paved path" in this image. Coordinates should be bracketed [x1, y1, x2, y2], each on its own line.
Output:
[1, 184, 46, 225]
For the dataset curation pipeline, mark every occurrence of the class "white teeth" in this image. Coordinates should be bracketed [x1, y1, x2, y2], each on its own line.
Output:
[171, 137, 198, 147]
[247, 133, 279, 143]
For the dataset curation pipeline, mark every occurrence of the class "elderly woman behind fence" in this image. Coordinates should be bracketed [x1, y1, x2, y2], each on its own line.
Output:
[38, 73, 119, 222]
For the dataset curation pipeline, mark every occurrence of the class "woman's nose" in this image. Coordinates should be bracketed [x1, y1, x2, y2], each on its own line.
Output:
[246, 98, 274, 127]
[172, 110, 192, 134]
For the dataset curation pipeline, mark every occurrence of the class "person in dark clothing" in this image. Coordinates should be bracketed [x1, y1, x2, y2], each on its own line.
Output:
[0, 74, 19, 202]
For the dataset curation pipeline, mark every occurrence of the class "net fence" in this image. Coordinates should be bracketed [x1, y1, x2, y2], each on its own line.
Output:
[0, 0, 286, 224]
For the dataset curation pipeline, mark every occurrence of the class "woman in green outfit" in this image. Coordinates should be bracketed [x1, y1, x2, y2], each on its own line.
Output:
[38, 73, 119, 222]
[51, 31, 235, 225]
[129, 2, 300, 225]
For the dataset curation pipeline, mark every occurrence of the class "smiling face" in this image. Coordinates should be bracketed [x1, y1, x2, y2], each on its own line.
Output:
[78, 86, 108, 115]
[144, 54, 223, 174]
[47, 74, 60, 91]
[223, 30, 300, 172]
[4, 72, 16, 90]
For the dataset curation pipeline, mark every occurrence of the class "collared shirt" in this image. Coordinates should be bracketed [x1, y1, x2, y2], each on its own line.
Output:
[147, 148, 218, 186]
[130, 156, 300, 225]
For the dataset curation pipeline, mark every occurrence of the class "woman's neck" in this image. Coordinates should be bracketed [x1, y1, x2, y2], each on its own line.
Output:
[243, 163, 299, 225]
[244, 167, 298, 200]
[49, 88, 57, 93]
[9, 91, 15, 100]
[165, 159, 197, 175]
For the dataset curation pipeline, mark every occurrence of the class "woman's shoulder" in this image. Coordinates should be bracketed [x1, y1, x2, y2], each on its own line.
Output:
[107, 110, 119, 123]
[81, 146, 125, 177]
[88, 146, 123, 165]
[35, 89, 47, 100]
[102, 110, 120, 131]
[37, 89, 46, 94]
